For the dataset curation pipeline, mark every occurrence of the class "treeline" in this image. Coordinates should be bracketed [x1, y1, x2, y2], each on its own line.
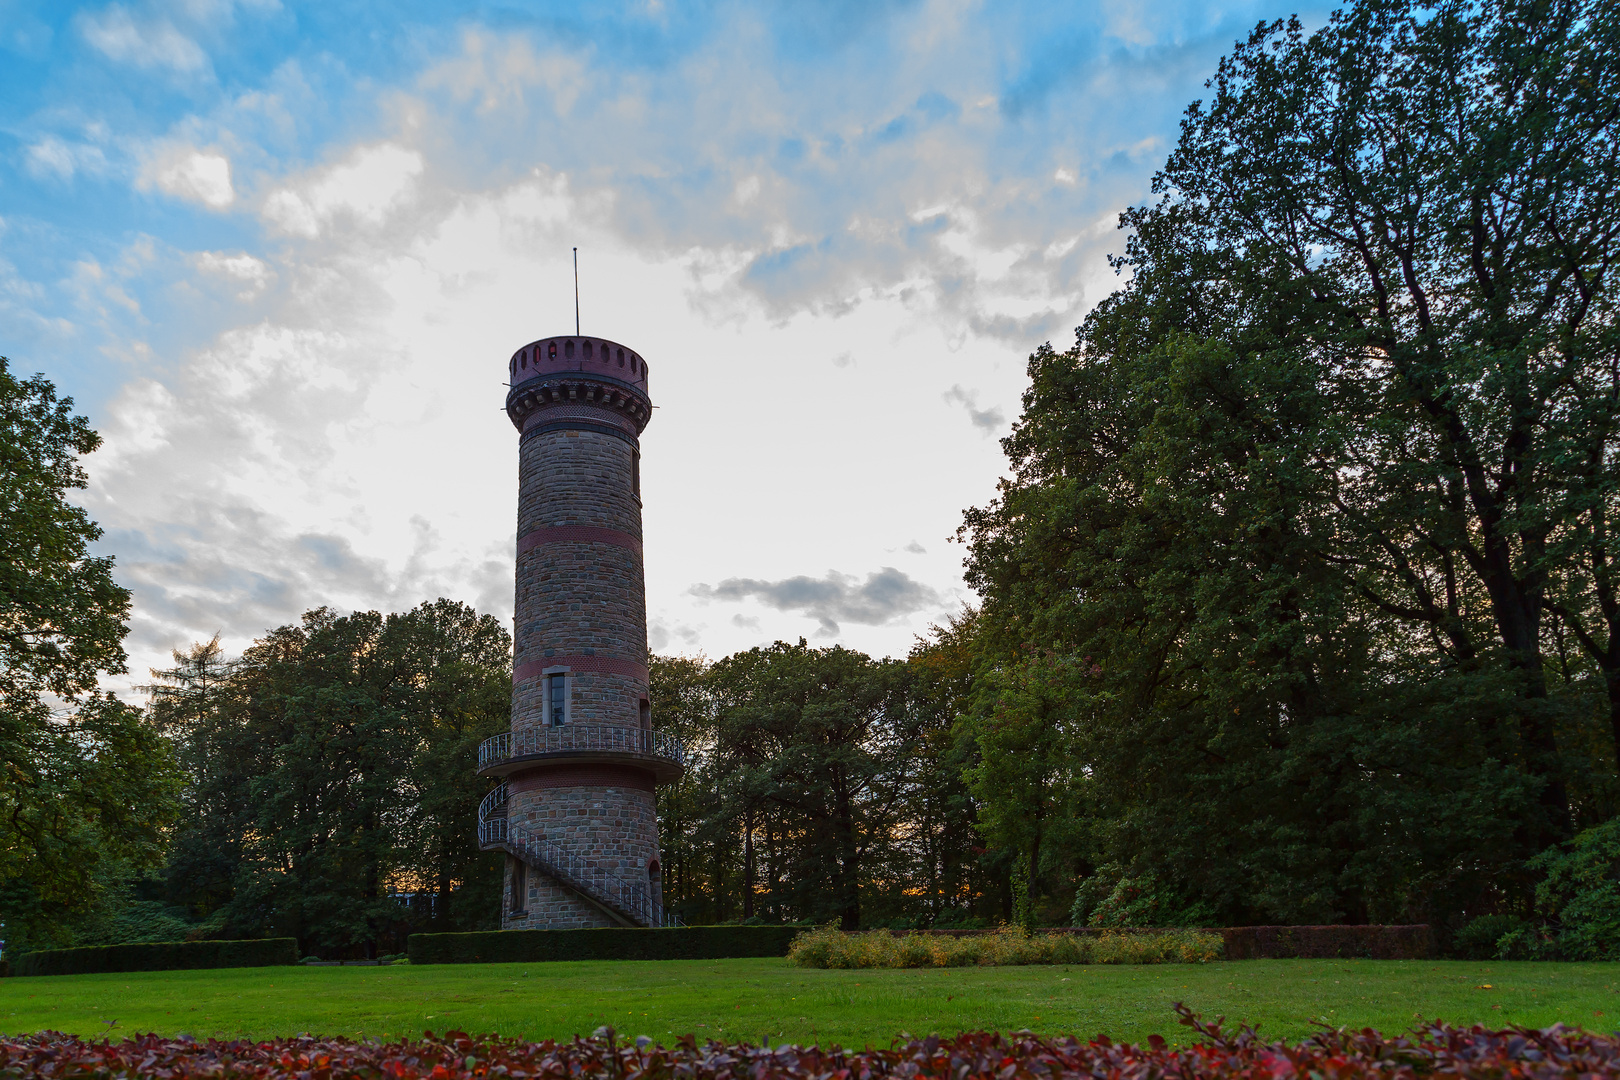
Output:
[4, 600, 512, 959]
[649, 636, 1002, 931]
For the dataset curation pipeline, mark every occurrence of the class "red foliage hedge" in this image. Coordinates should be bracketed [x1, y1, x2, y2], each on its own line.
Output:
[2, 1007, 1615, 1080]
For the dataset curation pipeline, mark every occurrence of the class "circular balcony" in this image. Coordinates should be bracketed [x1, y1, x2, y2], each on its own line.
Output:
[476, 723, 685, 783]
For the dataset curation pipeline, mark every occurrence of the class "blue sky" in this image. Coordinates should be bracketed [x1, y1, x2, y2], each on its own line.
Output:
[1, 0, 1317, 684]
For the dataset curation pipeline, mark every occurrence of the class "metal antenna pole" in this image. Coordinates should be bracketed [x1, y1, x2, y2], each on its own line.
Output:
[573, 248, 580, 335]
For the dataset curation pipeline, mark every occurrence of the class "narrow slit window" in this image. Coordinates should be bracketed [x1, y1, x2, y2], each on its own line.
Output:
[548, 672, 567, 726]
[510, 858, 527, 914]
[632, 449, 641, 499]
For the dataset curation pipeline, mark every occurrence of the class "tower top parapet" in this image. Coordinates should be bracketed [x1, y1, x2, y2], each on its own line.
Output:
[504, 334, 652, 434]
[508, 335, 648, 391]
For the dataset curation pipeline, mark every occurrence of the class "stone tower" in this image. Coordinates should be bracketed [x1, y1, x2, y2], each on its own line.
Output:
[476, 334, 684, 929]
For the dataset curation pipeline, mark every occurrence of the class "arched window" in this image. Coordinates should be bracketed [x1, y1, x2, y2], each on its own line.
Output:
[548, 341, 557, 359]
[521, 350, 528, 369]
[583, 340, 592, 360]
[617, 348, 625, 366]
[565, 340, 574, 359]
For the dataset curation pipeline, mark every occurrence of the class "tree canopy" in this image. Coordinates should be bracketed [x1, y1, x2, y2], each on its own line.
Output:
[959, 0, 1620, 932]
[0, 359, 179, 952]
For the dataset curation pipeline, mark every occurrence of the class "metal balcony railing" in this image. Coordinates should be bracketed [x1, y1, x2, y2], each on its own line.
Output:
[477, 723, 686, 773]
[475, 781, 680, 928]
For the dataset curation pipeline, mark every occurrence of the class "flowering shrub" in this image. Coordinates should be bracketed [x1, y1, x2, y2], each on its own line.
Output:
[787, 925, 1223, 967]
[2, 1007, 1617, 1080]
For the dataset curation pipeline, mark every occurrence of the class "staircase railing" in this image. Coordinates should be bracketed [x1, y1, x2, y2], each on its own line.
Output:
[477, 782, 509, 845]
[478, 724, 686, 773]
[476, 781, 680, 927]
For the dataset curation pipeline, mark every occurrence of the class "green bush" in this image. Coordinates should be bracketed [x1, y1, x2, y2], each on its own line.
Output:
[787, 925, 1224, 968]
[1527, 819, 1620, 960]
[1453, 914, 1527, 960]
[407, 925, 799, 964]
[15, 938, 297, 976]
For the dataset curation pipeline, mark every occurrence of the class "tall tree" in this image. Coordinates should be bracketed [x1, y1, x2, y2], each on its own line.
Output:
[149, 600, 510, 954]
[0, 359, 129, 701]
[961, 0, 1620, 928]
[1153, 0, 1620, 825]
[0, 358, 180, 950]
[708, 641, 911, 929]
[649, 653, 717, 919]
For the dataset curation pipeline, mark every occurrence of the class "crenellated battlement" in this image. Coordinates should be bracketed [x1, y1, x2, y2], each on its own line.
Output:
[508, 336, 649, 389]
[505, 336, 653, 434]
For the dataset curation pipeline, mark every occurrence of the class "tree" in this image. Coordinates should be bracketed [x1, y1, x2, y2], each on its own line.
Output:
[0, 358, 129, 701]
[1152, 0, 1620, 825]
[0, 358, 180, 950]
[148, 600, 510, 954]
[386, 599, 511, 932]
[648, 653, 717, 919]
[143, 637, 241, 920]
[707, 641, 911, 929]
[904, 612, 1010, 926]
[959, 0, 1620, 928]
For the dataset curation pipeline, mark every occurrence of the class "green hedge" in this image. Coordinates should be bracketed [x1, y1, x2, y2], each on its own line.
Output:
[1218, 925, 1431, 960]
[14, 938, 298, 977]
[409, 925, 800, 964]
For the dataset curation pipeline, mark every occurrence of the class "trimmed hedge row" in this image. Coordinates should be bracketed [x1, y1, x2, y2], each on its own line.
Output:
[1218, 924, 1432, 959]
[408, 925, 800, 964]
[14, 937, 298, 976]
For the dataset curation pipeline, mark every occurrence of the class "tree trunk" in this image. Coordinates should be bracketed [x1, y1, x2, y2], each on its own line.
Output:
[741, 808, 755, 920]
[834, 785, 860, 930]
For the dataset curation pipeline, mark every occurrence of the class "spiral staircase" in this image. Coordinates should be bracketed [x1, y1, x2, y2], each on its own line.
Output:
[477, 724, 686, 928]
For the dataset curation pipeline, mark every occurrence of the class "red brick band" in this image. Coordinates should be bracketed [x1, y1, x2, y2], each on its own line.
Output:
[509, 764, 655, 792]
[518, 525, 643, 557]
[520, 417, 639, 448]
[513, 654, 650, 685]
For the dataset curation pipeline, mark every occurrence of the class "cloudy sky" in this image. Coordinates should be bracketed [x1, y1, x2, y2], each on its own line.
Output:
[2, 0, 1314, 689]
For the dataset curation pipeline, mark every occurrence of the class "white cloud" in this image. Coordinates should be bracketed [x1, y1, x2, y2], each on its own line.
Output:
[262, 144, 424, 237]
[195, 250, 270, 297]
[145, 148, 235, 208]
[24, 137, 107, 181]
[45, 2, 1273, 684]
[78, 4, 208, 74]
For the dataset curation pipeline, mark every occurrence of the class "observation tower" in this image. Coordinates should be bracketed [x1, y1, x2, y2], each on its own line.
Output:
[476, 334, 683, 928]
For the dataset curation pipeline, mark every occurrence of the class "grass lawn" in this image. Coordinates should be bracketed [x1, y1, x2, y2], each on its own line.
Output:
[2, 958, 1618, 1048]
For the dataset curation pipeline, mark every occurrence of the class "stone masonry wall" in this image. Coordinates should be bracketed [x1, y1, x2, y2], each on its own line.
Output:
[501, 856, 617, 930]
[518, 423, 641, 536]
[501, 385, 662, 930]
[512, 418, 648, 735]
[499, 781, 660, 930]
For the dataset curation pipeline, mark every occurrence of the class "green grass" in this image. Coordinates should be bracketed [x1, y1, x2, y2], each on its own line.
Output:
[2, 958, 1617, 1048]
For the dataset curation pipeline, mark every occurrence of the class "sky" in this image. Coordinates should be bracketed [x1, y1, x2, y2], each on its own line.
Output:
[1, 0, 1315, 691]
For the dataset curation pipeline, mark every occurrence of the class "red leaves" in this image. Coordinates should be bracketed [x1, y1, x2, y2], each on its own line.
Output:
[2, 1011, 1618, 1080]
